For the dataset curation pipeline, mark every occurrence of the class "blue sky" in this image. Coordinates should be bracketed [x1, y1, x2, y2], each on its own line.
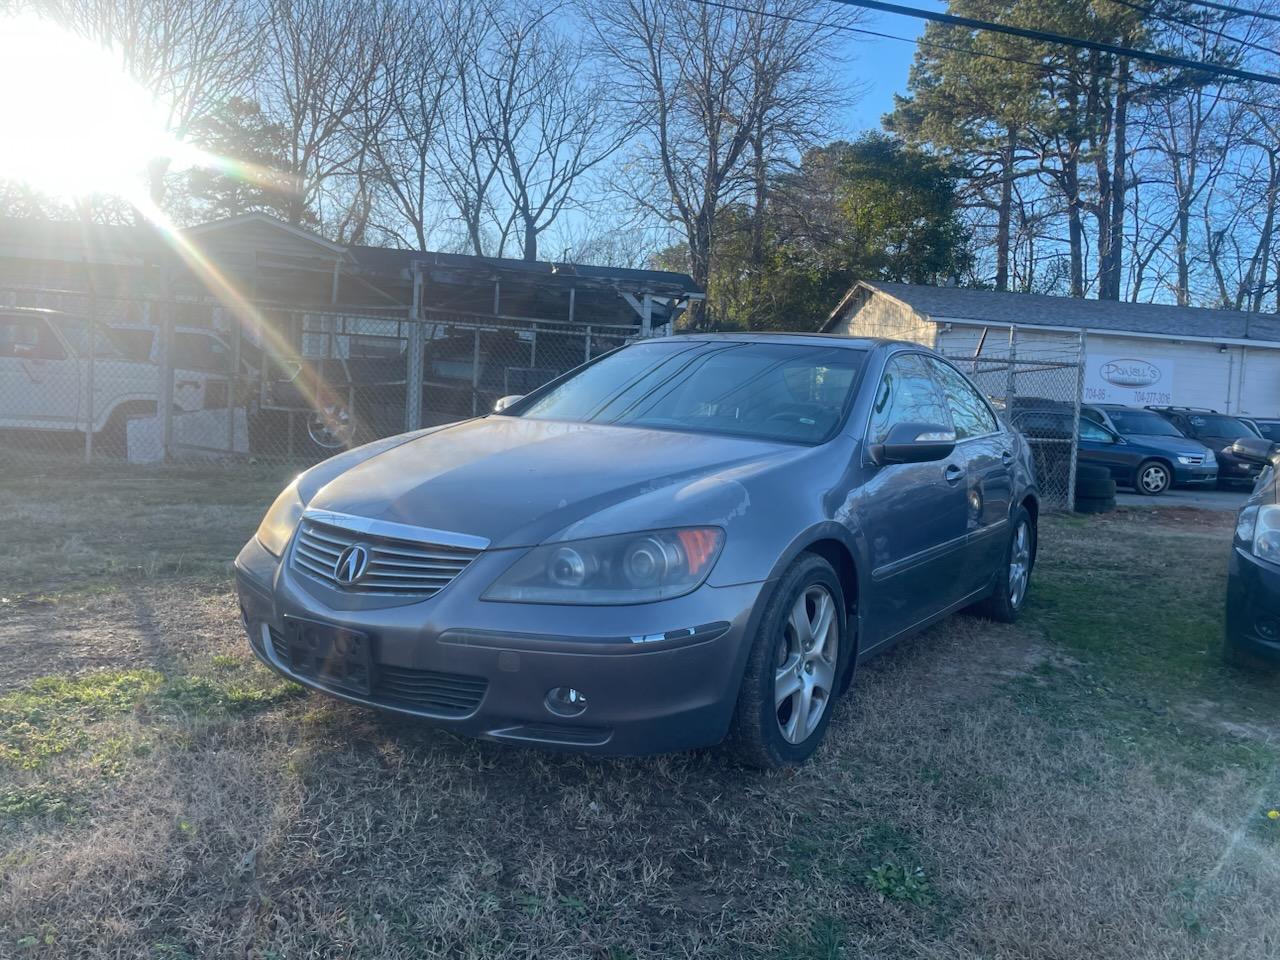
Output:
[834, 2, 940, 134]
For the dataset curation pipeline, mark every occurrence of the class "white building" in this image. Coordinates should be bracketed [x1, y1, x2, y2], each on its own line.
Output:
[823, 281, 1280, 416]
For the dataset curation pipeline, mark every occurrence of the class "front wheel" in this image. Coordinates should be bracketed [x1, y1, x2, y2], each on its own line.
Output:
[728, 554, 848, 769]
[1135, 459, 1172, 496]
[974, 506, 1036, 623]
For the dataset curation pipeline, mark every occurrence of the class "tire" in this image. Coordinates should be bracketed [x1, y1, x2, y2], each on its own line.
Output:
[1076, 463, 1111, 482]
[1075, 477, 1117, 499]
[1134, 459, 1172, 496]
[974, 506, 1036, 623]
[1074, 496, 1116, 514]
[728, 554, 849, 770]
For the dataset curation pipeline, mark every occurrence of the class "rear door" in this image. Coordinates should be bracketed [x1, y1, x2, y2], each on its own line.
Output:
[858, 352, 970, 645]
[923, 356, 1011, 594]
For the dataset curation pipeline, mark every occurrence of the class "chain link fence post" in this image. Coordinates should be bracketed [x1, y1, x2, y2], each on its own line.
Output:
[83, 307, 96, 465]
[158, 292, 175, 463]
[1067, 330, 1087, 512]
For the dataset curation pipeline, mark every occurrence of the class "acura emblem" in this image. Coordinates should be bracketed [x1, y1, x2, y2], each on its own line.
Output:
[333, 544, 371, 586]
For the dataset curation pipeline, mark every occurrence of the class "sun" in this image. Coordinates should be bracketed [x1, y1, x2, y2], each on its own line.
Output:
[0, 14, 190, 201]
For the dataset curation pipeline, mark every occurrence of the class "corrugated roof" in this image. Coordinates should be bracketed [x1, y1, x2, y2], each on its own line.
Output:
[826, 281, 1280, 343]
[348, 245, 700, 292]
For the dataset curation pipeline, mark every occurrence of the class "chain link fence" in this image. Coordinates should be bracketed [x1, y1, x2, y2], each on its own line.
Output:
[2, 284, 1086, 510]
[0, 285, 635, 469]
[939, 349, 1084, 510]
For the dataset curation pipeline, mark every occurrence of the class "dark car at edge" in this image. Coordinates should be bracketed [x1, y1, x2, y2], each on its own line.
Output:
[1148, 407, 1265, 488]
[1225, 436, 1280, 671]
[235, 335, 1040, 767]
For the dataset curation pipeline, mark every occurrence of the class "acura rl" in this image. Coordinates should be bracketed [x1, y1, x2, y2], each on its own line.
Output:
[235, 335, 1039, 767]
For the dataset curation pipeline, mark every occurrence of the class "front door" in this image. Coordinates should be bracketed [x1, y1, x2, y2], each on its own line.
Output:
[857, 352, 969, 646]
[923, 356, 1012, 594]
[0, 314, 81, 429]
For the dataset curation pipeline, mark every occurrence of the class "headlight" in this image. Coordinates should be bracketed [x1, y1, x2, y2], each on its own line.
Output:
[483, 527, 724, 604]
[1241, 504, 1280, 563]
[255, 480, 305, 557]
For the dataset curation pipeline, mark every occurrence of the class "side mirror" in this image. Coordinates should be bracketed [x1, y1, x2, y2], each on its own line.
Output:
[493, 394, 524, 414]
[1230, 437, 1278, 465]
[869, 422, 957, 466]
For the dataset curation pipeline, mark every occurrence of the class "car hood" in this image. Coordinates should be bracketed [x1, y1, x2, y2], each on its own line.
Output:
[1124, 434, 1213, 457]
[306, 416, 797, 548]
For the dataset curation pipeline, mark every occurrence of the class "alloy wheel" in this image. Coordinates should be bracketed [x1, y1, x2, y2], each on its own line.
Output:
[773, 584, 838, 745]
[1140, 463, 1169, 494]
[1009, 520, 1031, 608]
[308, 402, 354, 450]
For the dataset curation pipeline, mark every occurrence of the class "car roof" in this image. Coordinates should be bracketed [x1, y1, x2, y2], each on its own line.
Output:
[671, 332, 911, 352]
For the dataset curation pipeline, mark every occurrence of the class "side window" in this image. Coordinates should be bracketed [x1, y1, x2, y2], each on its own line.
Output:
[0, 317, 63, 359]
[868, 353, 951, 444]
[924, 358, 999, 439]
[1079, 419, 1112, 442]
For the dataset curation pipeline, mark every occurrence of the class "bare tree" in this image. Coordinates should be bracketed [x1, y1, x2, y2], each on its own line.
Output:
[258, 0, 395, 229]
[587, 0, 848, 324]
[366, 0, 473, 251]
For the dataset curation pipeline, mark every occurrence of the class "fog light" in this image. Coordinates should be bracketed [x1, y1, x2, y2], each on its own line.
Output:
[1256, 617, 1279, 641]
[546, 686, 589, 717]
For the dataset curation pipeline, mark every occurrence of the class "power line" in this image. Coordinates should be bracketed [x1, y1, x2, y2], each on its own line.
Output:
[1104, 0, 1278, 60]
[691, 0, 1280, 116]
[1178, 0, 1280, 26]
[825, 0, 1280, 85]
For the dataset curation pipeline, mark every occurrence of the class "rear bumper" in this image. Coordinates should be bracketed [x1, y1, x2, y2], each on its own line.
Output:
[1225, 547, 1280, 662]
[234, 536, 766, 756]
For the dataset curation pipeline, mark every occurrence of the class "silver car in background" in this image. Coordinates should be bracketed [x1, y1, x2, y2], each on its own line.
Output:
[236, 334, 1039, 767]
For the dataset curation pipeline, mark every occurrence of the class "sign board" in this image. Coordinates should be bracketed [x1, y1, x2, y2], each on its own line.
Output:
[1083, 355, 1174, 406]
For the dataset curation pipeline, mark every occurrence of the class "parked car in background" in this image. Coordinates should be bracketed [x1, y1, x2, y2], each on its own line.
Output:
[1239, 417, 1280, 443]
[1224, 436, 1280, 671]
[236, 335, 1040, 767]
[1147, 407, 1265, 488]
[1006, 406, 1215, 495]
[1080, 403, 1218, 491]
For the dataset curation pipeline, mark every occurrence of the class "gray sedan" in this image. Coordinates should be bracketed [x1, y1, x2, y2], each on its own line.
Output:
[235, 334, 1039, 767]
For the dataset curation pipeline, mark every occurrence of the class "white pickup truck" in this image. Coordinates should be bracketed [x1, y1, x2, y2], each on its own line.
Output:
[0, 306, 246, 444]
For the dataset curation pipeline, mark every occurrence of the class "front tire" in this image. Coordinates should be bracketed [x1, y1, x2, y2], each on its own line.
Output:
[1135, 459, 1172, 496]
[975, 506, 1036, 622]
[728, 554, 848, 769]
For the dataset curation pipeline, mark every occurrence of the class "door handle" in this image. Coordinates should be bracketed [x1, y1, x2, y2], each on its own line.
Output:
[943, 463, 965, 484]
[1001, 450, 1014, 465]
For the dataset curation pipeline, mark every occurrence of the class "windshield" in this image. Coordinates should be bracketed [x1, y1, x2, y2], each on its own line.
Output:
[1187, 414, 1255, 439]
[1106, 409, 1184, 437]
[511, 339, 865, 444]
[1253, 421, 1280, 442]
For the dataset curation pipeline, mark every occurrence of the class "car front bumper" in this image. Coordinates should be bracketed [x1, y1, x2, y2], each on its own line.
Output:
[1225, 546, 1280, 663]
[234, 536, 767, 756]
[1173, 463, 1219, 487]
[1216, 454, 1263, 484]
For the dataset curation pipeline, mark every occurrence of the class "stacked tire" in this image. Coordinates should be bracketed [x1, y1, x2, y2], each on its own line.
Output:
[1075, 464, 1116, 514]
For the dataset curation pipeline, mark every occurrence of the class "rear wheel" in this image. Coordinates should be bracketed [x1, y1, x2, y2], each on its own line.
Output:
[1223, 636, 1278, 672]
[729, 554, 847, 769]
[974, 506, 1036, 622]
[1135, 459, 1172, 496]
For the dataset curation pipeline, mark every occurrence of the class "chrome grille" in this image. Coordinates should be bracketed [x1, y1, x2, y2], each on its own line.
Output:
[1182, 454, 1205, 465]
[291, 517, 481, 597]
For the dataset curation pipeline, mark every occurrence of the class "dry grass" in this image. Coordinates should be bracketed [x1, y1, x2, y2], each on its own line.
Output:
[1, 477, 1279, 959]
